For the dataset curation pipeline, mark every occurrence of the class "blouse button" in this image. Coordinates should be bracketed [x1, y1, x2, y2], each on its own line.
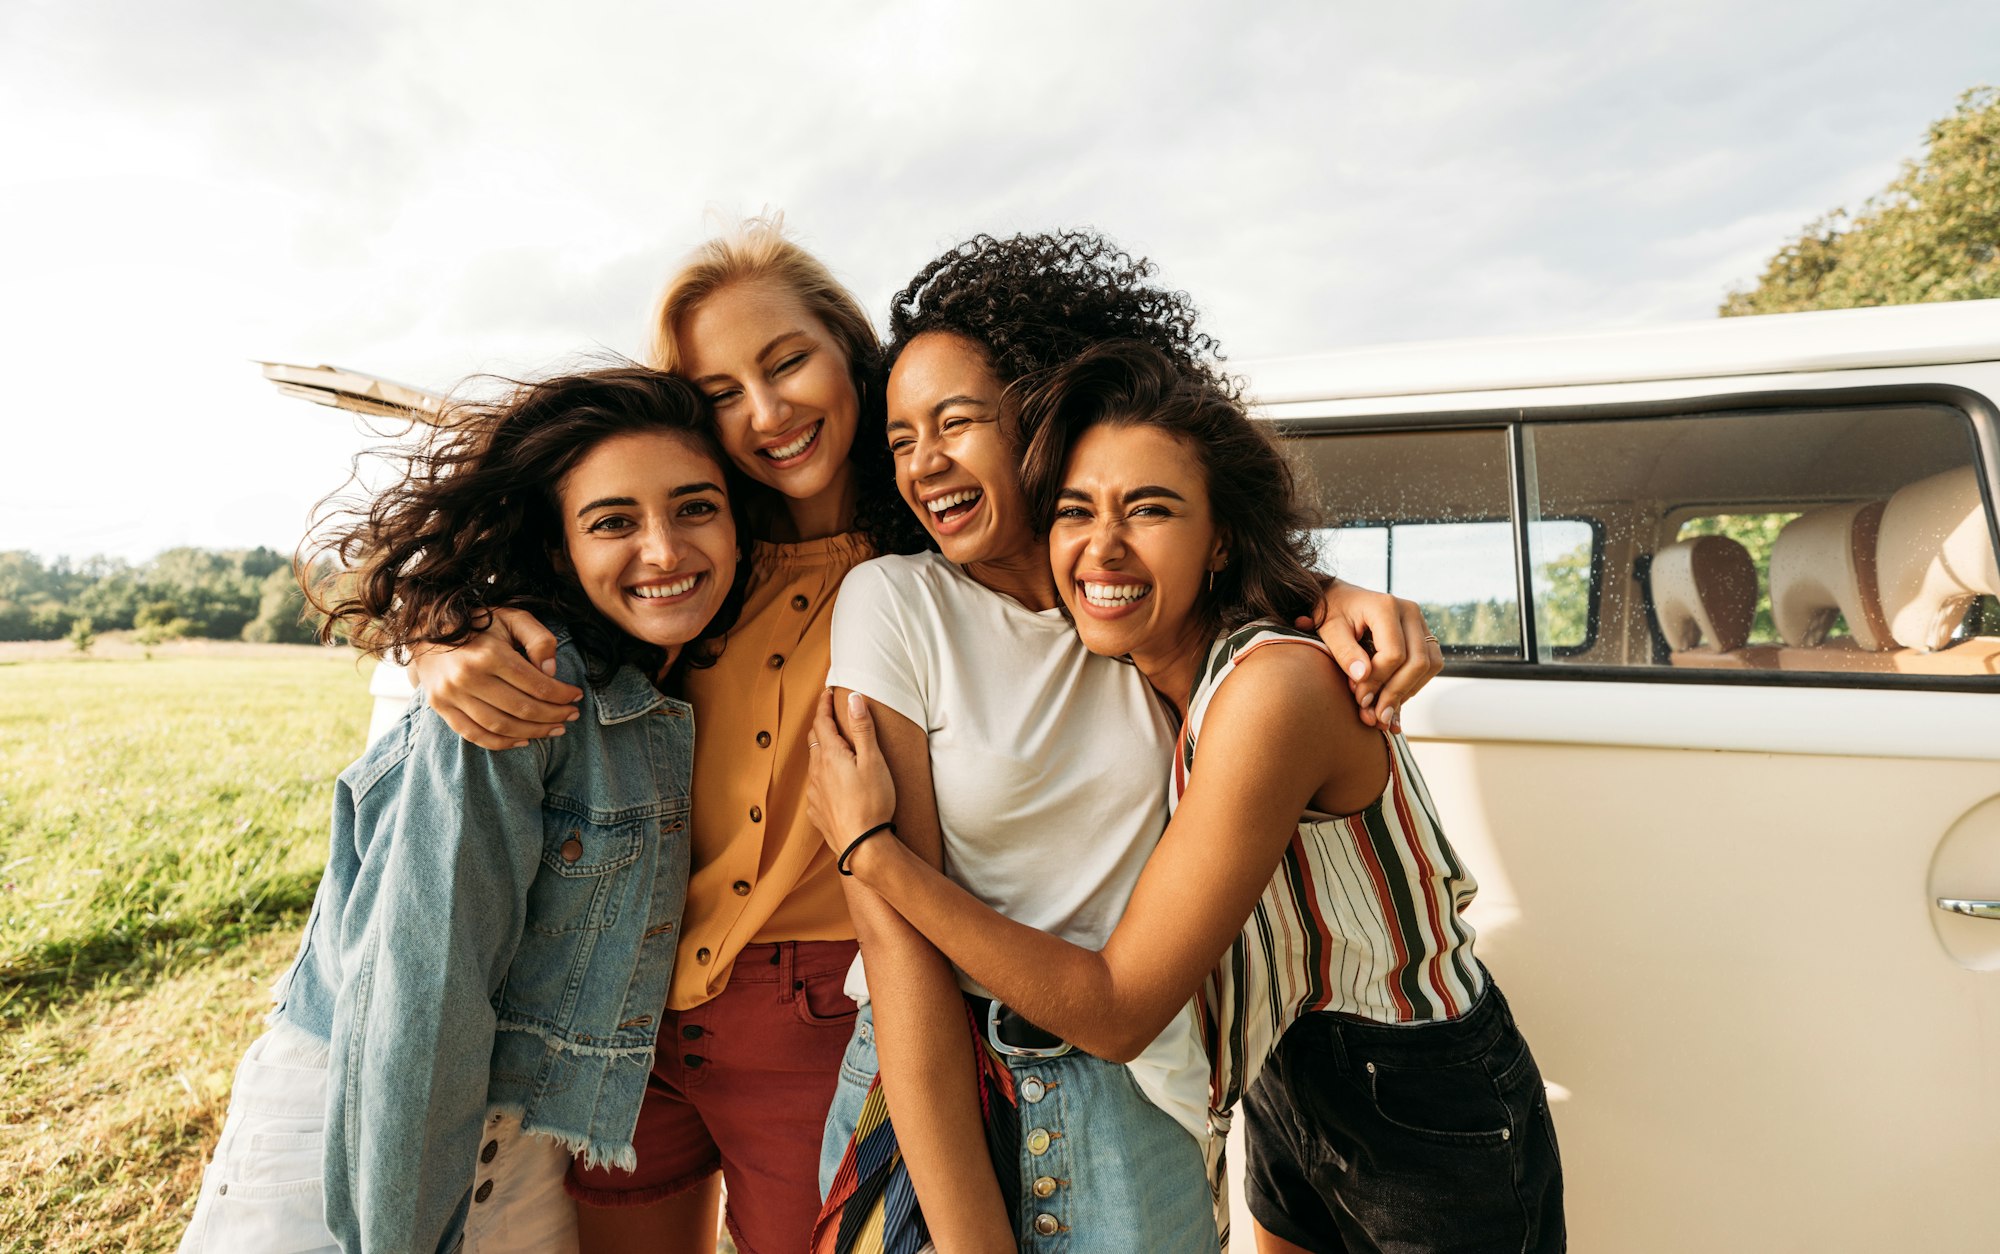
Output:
[791, 594, 809, 611]
[480, 1139, 498, 1164]
[474, 1180, 494, 1204]
[767, 653, 785, 670]
[696, 947, 712, 964]
[733, 880, 751, 896]
[749, 806, 763, 823]
[755, 731, 771, 748]
[560, 835, 583, 863]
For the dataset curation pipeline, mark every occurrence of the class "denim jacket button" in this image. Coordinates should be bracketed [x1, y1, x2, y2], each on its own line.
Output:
[1033, 1213, 1060, 1236]
[561, 835, 583, 863]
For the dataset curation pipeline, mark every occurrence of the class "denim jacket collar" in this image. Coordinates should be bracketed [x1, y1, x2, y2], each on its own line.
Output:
[542, 626, 681, 725]
[589, 662, 678, 725]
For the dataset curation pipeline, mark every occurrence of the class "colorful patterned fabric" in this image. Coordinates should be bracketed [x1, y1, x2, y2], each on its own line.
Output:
[1174, 622, 1485, 1116]
[811, 1005, 1020, 1254]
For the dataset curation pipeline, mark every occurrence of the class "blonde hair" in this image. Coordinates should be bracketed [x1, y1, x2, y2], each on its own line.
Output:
[650, 214, 879, 384]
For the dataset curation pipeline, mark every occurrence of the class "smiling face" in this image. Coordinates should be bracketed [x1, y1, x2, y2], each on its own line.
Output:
[556, 430, 738, 669]
[1048, 422, 1227, 670]
[679, 279, 859, 506]
[884, 332, 1037, 566]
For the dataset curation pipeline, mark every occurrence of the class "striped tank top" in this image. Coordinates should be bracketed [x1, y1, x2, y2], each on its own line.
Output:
[1173, 622, 1486, 1123]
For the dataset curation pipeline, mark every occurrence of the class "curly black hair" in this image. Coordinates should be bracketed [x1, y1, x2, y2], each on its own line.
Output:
[886, 230, 1233, 400]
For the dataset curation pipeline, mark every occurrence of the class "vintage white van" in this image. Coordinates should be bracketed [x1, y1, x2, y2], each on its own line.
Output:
[1237, 298, 2000, 1251]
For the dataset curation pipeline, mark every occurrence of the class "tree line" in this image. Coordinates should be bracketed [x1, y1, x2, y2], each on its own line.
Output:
[0, 547, 326, 644]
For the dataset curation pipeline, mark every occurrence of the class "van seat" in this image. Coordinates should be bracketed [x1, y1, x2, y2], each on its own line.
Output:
[1876, 465, 2000, 671]
[1767, 501, 1898, 672]
[1652, 535, 1759, 667]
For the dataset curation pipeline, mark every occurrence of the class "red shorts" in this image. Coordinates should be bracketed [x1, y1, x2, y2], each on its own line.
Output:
[566, 939, 859, 1254]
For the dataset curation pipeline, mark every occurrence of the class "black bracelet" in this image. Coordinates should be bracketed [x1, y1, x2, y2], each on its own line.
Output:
[838, 822, 896, 876]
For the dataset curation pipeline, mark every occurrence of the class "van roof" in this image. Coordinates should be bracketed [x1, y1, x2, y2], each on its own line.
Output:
[1239, 298, 2000, 405]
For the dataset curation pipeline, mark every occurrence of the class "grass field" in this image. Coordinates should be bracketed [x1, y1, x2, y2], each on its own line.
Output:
[0, 647, 365, 1253]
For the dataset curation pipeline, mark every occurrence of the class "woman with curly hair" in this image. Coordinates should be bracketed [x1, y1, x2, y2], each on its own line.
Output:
[409, 224, 1437, 1254]
[811, 341, 1565, 1254]
[179, 367, 748, 1254]
[803, 231, 1443, 1254]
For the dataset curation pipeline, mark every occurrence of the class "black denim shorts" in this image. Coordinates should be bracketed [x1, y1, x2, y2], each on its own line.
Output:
[1240, 978, 1565, 1253]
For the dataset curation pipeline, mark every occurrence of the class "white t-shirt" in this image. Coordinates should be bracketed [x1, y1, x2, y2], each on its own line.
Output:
[827, 551, 1209, 1143]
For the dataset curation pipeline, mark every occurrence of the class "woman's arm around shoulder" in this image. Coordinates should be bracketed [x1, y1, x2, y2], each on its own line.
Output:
[406, 607, 583, 749]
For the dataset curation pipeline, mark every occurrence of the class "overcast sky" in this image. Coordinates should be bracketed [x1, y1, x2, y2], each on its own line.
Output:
[3, 0, 1995, 564]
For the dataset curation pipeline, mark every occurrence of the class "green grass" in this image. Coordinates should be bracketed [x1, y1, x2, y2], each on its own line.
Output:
[0, 653, 366, 1024]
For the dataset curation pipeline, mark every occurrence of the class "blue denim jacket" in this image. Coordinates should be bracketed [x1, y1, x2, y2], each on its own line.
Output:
[273, 633, 692, 1254]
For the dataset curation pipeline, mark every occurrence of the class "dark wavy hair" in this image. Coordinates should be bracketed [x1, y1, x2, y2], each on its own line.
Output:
[1020, 341, 1323, 634]
[886, 230, 1234, 407]
[652, 216, 931, 556]
[306, 365, 753, 684]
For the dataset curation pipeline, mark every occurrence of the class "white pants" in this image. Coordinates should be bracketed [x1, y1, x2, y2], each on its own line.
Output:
[178, 1023, 579, 1253]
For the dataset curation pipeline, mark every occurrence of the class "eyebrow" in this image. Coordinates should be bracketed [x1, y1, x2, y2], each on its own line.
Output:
[690, 330, 807, 388]
[929, 394, 988, 419]
[1056, 485, 1187, 504]
[574, 483, 722, 517]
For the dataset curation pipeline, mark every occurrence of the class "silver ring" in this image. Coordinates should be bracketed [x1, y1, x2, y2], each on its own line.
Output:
[808, 740, 820, 749]
[1422, 634, 1440, 643]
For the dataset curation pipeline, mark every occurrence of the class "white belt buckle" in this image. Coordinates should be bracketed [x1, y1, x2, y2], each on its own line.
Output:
[985, 1000, 1072, 1059]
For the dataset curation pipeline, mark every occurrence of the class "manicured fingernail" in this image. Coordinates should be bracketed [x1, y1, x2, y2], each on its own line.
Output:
[848, 692, 866, 717]
[540, 659, 557, 676]
[1349, 660, 1368, 680]
[548, 726, 565, 737]
[1359, 691, 1376, 708]
[565, 710, 579, 722]
[1378, 705, 1396, 728]
[512, 740, 529, 749]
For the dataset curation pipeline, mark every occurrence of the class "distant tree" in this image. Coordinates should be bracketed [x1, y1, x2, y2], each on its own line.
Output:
[242, 564, 325, 645]
[134, 598, 192, 641]
[67, 615, 96, 655]
[1723, 86, 1999, 315]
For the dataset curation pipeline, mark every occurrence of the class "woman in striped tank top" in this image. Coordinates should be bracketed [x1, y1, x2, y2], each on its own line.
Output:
[810, 341, 1563, 1252]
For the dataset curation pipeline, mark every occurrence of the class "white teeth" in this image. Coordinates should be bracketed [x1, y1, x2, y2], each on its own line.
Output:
[925, 488, 984, 515]
[763, 422, 821, 460]
[1082, 582, 1151, 606]
[632, 575, 699, 599]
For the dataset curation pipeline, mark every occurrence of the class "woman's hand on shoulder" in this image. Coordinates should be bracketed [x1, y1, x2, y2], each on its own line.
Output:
[807, 689, 899, 862]
[1300, 581, 1443, 734]
[407, 608, 581, 750]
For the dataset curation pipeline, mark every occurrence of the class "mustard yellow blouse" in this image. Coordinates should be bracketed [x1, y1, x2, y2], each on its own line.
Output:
[671, 532, 873, 1009]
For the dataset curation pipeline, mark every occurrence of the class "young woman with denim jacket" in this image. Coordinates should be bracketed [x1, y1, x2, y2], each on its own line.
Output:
[407, 222, 1443, 1254]
[178, 367, 750, 1254]
[810, 343, 1565, 1254]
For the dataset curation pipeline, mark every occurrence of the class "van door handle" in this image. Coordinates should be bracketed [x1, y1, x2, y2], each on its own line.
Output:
[1936, 898, 2000, 919]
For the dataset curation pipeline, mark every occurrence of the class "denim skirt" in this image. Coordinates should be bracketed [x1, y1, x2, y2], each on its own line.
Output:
[821, 1003, 1219, 1254]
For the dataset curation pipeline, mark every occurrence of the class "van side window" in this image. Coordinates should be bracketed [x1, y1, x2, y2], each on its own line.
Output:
[1299, 400, 1999, 684]
[1300, 428, 1523, 659]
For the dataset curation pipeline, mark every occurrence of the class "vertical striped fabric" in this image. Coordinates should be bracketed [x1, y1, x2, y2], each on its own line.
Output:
[810, 1007, 1020, 1254]
[1174, 622, 1485, 1121]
